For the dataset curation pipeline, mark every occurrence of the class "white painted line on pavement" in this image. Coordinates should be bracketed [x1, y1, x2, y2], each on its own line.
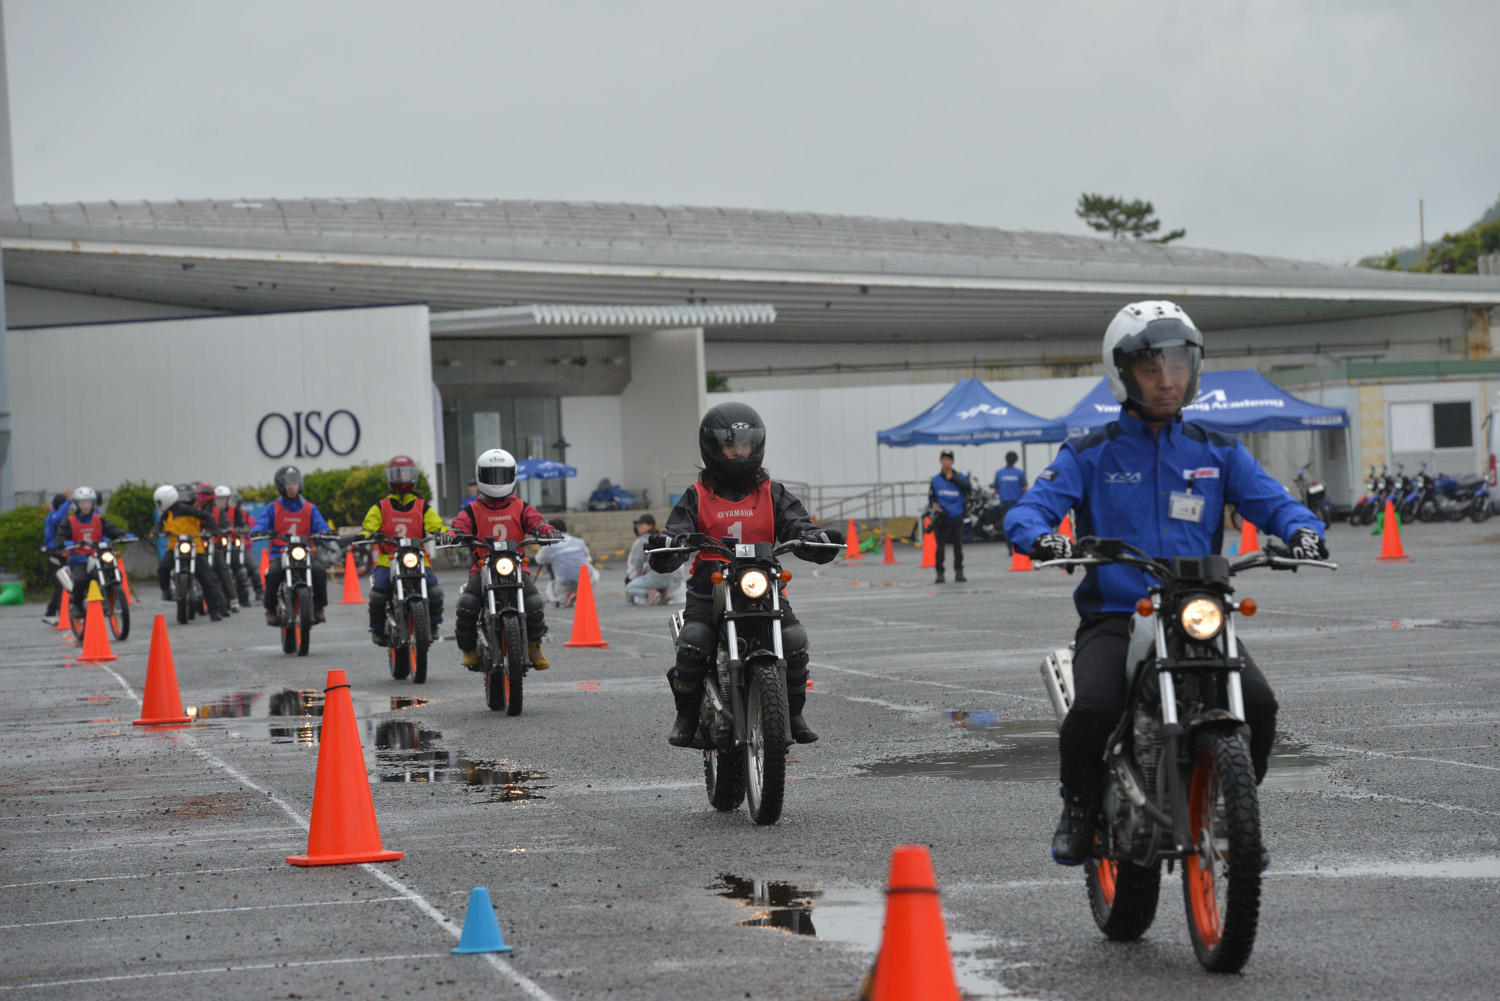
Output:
[0, 865, 273, 890]
[0, 895, 406, 929]
[94, 663, 565, 1001]
[0, 953, 449, 992]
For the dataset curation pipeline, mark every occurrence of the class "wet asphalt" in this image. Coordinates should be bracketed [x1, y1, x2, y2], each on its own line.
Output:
[2, 521, 1498, 1000]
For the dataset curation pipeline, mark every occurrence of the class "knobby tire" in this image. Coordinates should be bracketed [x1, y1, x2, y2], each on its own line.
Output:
[1182, 730, 1262, 973]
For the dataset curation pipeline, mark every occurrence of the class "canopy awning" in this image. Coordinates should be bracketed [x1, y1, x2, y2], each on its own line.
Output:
[876, 378, 1068, 446]
[1060, 370, 1348, 437]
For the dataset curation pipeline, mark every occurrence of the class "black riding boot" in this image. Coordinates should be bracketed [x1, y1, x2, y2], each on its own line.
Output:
[668, 688, 700, 748]
[1051, 787, 1096, 866]
[787, 686, 818, 744]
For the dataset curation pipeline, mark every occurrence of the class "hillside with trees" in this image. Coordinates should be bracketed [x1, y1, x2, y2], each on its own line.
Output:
[1361, 194, 1500, 273]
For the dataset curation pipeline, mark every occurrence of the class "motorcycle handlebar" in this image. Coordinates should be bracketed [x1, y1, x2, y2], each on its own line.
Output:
[1034, 536, 1338, 575]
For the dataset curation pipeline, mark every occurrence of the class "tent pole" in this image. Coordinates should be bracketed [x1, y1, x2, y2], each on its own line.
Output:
[876, 445, 883, 520]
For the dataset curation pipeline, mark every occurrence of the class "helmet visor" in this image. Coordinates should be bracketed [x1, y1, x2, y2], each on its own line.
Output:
[708, 424, 765, 459]
[386, 465, 418, 485]
[1118, 340, 1202, 414]
[477, 464, 516, 488]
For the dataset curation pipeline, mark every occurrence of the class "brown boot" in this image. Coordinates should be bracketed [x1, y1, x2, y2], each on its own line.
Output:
[264, 609, 280, 627]
[529, 639, 551, 671]
[314, 608, 327, 624]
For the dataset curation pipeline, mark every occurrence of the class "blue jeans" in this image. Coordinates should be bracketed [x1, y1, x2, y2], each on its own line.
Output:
[369, 564, 444, 632]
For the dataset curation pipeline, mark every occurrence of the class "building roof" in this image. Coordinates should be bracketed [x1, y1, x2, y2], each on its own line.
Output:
[4, 198, 1499, 341]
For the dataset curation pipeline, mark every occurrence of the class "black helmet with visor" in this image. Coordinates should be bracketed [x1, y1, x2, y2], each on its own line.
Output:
[698, 402, 766, 488]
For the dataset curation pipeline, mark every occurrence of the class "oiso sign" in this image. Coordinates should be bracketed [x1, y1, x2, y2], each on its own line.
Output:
[256, 410, 361, 459]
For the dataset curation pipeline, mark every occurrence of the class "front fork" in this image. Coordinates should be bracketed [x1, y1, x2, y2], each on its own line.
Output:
[720, 584, 789, 746]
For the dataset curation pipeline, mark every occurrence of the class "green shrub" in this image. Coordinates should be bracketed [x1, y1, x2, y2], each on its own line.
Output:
[236, 464, 433, 528]
[0, 505, 52, 594]
[106, 480, 160, 538]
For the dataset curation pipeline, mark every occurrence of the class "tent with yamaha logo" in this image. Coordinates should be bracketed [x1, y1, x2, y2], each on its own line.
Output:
[876, 378, 1069, 447]
[1058, 369, 1348, 437]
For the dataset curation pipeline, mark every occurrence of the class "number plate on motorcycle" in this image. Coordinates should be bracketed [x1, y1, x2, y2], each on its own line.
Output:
[735, 543, 756, 558]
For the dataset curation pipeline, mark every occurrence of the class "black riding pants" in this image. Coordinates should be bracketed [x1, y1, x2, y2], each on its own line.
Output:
[668, 591, 811, 708]
[263, 563, 329, 613]
[1060, 614, 1278, 798]
[454, 570, 544, 653]
[933, 517, 964, 573]
[157, 552, 230, 615]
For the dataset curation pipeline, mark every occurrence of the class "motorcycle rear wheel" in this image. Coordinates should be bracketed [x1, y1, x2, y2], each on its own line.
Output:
[743, 658, 789, 826]
[1086, 857, 1161, 941]
[106, 584, 130, 641]
[1182, 731, 1262, 973]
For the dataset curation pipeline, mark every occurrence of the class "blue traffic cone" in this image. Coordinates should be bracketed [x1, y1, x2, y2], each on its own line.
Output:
[452, 887, 512, 954]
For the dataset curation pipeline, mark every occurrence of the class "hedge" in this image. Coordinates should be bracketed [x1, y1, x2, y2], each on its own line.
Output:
[235, 464, 433, 528]
[0, 505, 51, 594]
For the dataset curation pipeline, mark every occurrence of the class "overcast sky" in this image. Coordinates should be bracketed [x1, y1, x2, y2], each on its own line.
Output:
[5, 0, 1496, 264]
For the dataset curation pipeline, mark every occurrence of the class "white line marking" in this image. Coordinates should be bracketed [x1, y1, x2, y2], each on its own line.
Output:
[1317, 742, 1500, 773]
[0, 865, 271, 891]
[0, 896, 406, 930]
[0, 953, 449, 992]
[95, 663, 563, 1001]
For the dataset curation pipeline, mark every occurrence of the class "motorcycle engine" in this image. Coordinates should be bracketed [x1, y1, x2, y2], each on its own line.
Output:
[1133, 707, 1164, 798]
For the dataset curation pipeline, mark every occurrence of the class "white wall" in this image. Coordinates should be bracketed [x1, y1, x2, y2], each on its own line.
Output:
[10, 304, 436, 497]
[560, 394, 625, 503]
[6, 283, 222, 325]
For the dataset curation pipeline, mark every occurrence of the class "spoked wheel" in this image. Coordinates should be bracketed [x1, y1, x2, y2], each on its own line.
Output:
[70, 597, 85, 641]
[484, 623, 507, 712]
[503, 618, 524, 717]
[705, 748, 747, 811]
[106, 585, 130, 641]
[743, 659, 789, 826]
[1473, 500, 1494, 523]
[280, 596, 297, 654]
[295, 586, 313, 656]
[1182, 731, 1263, 973]
[1086, 857, 1161, 941]
[408, 603, 430, 684]
[177, 572, 191, 625]
[389, 635, 411, 680]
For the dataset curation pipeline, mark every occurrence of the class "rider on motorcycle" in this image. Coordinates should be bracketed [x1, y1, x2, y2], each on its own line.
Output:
[151, 483, 229, 620]
[353, 455, 446, 646]
[647, 402, 843, 748]
[250, 465, 331, 626]
[52, 487, 129, 620]
[1003, 301, 1330, 865]
[446, 448, 559, 671]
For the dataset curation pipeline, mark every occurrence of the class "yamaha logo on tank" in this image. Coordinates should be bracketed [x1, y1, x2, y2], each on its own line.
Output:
[256, 410, 361, 459]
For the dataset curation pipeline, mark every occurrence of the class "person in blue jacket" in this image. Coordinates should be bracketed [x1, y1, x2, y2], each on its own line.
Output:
[52, 487, 129, 621]
[1004, 300, 1329, 865]
[250, 465, 331, 626]
[41, 493, 70, 624]
[928, 449, 971, 583]
[993, 450, 1027, 529]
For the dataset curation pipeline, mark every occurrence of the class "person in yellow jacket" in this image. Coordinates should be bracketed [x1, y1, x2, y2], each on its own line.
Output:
[351, 456, 446, 645]
[151, 483, 229, 620]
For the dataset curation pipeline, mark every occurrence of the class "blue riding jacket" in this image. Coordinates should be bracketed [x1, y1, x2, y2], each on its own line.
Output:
[994, 466, 1027, 503]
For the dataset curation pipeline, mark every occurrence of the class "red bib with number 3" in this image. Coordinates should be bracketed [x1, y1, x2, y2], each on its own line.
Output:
[694, 479, 774, 574]
[378, 497, 426, 555]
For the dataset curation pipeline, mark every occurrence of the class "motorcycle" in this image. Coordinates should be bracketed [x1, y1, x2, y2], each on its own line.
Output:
[221, 528, 255, 607]
[647, 532, 844, 826]
[254, 531, 335, 656]
[1293, 465, 1333, 526]
[202, 531, 240, 612]
[1036, 535, 1335, 972]
[167, 532, 207, 625]
[441, 532, 562, 716]
[351, 533, 438, 684]
[62, 536, 136, 641]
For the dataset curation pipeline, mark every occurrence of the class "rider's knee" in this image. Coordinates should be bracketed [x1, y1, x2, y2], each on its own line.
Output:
[455, 591, 482, 619]
[674, 621, 715, 672]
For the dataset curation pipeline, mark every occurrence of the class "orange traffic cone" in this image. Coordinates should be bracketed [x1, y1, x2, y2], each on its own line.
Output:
[134, 614, 191, 725]
[1238, 519, 1259, 555]
[564, 566, 609, 648]
[1377, 499, 1410, 561]
[1059, 514, 1074, 541]
[866, 845, 960, 1001]
[881, 534, 897, 565]
[1008, 546, 1034, 572]
[919, 518, 936, 569]
[258, 546, 270, 587]
[119, 564, 137, 605]
[55, 591, 73, 632]
[287, 670, 403, 867]
[845, 518, 864, 560]
[339, 552, 363, 604]
[75, 582, 119, 663]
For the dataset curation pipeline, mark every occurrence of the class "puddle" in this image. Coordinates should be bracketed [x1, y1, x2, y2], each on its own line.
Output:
[713, 874, 1017, 998]
[1262, 739, 1343, 791]
[373, 721, 549, 800]
[186, 689, 428, 724]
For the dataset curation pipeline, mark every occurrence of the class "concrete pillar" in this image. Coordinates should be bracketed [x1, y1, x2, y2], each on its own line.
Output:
[620, 327, 706, 509]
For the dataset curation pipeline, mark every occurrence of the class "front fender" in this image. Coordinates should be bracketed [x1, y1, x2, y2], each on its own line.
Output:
[1185, 707, 1246, 735]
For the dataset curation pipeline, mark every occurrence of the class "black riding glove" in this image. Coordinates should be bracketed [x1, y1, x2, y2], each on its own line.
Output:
[646, 533, 667, 551]
[1287, 527, 1328, 561]
[1029, 533, 1072, 562]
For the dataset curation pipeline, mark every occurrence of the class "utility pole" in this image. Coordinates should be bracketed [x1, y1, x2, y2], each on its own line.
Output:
[0, 0, 15, 512]
[1418, 198, 1426, 268]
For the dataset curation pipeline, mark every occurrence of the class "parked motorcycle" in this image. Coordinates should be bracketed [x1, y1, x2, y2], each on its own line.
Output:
[647, 532, 844, 826]
[62, 536, 136, 641]
[441, 532, 561, 715]
[1036, 535, 1335, 972]
[254, 531, 335, 656]
[351, 533, 438, 684]
[1293, 465, 1333, 526]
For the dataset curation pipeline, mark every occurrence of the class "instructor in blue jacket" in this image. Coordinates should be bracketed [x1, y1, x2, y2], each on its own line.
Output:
[928, 449, 971, 583]
[1004, 300, 1329, 865]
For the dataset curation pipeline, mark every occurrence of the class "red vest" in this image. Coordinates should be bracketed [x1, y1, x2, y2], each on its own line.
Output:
[272, 500, 313, 539]
[464, 497, 531, 571]
[68, 513, 103, 556]
[378, 497, 427, 555]
[694, 479, 774, 573]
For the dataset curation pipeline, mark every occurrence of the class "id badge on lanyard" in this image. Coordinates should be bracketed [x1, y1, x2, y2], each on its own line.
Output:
[1170, 469, 1206, 523]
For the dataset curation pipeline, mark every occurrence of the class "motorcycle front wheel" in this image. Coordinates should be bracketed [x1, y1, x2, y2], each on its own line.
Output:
[295, 586, 313, 656]
[106, 584, 130, 641]
[503, 617, 525, 717]
[176, 572, 191, 625]
[705, 748, 747, 812]
[1086, 857, 1161, 941]
[408, 602, 431, 684]
[483, 621, 507, 712]
[1182, 730, 1262, 973]
[743, 658, 789, 826]
[1472, 499, 1495, 523]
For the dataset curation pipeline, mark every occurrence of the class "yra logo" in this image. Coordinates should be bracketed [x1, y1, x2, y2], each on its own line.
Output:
[1104, 471, 1142, 485]
[1193, 388, 1228, 405]
[957, 403, 1009, 420]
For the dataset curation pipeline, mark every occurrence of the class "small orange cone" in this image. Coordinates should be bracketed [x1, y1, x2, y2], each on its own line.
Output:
[75, 582, 119, 663]
[339, 552, 364, 604]
[258, 546, 271, 587]
[55, 592, 73, 632]
[1238, 518, 1259, 555]
[845, 518, 864, 560]
[919, 518, 936, 569]
[134, 614, 191, 725]
[1059, 514, 1074, 541]
[564, 566, 609, 648]
[881, 534, 897, 565]
[1008, 546, 1034, 572]
[287, 670, 403, 867]
[119, 565, 137, 605]
[867, 845, 960, 1001]
[1377, 499, 1410, 561]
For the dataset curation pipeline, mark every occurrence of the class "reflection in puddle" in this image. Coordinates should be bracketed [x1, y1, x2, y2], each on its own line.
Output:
[373, 721, 549, 800]
[713, 874, 1017, 998]
[185, 689, 430, 743]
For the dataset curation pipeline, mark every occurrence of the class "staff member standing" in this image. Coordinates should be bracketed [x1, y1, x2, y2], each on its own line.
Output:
[928, 448, 972, 583]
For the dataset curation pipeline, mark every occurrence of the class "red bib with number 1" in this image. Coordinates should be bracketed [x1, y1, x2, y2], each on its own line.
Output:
[694, 479, 774, 574]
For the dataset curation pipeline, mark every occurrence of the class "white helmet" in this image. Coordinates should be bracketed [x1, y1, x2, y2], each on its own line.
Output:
[153, 484, 180, 514]
[72, 486, 98, 508]
[214, 485, 232, 506]
[475, 448, 518, 499]
[1102, 300, 1204, 408]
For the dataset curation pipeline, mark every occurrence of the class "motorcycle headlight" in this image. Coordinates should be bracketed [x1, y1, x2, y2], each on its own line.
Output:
[290, 546, 308, 562]
[739, 569, 770, 599]
[496, 556, 517, 577]
[178, 542, 192, 555]
[400, 551, 420, 569]
[100, 552, 115, 563]
[1180, 598, 1224, 641]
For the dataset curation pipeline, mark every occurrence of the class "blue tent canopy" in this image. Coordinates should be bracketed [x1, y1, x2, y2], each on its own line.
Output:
[516, 458, 577, 481]
[1060, 369, 1348, 437]
[876, 378, 1068, 446]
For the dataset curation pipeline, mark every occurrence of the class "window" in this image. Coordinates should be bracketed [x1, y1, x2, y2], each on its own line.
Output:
[1433, 401, 1473, 449]
[1390, 400, 1473, 451]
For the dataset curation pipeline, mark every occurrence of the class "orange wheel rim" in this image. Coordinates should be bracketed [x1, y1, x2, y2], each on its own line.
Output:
[1094, 859, 1118, 906]
[408, 645, 416, 674]
[1185, 747, 1224, 947]
[503, 669, 510, 701]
